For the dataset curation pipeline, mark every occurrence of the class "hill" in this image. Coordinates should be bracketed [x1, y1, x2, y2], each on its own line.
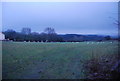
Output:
[59, 34, 107, 42]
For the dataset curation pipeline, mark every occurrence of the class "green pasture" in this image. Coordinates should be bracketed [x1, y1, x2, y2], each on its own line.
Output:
[2, 41, 118, 79]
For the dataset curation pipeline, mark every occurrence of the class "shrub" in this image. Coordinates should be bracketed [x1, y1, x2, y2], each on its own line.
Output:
[84, 54, 120, 79]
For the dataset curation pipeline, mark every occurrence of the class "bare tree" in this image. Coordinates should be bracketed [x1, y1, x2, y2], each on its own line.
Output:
[21, 28, 31, 35]
[109, 16, 120, 40]
[44, 27, 56, 34]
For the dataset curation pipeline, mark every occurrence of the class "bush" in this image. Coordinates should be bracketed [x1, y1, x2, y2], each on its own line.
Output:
[84, 54, 120, 79]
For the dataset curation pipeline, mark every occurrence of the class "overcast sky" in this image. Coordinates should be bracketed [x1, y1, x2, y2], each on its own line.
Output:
[2, 2, 118, 36]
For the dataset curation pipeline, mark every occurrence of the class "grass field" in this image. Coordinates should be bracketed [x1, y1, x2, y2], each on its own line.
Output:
[2, 41, 119, 79]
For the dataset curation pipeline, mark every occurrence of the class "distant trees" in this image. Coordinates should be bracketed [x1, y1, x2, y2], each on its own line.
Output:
[3, 29, 17, 40]
[3, 27, 63, 42]
[21, 28, 31, 35]
[104, 36, 111, 40]
[42, 27, 63, 42]
[44, 27, 56, 34]
[3, 27, 116, 42]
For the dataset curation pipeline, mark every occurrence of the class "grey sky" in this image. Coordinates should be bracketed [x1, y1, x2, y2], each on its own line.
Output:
[2, 2, 118, 36]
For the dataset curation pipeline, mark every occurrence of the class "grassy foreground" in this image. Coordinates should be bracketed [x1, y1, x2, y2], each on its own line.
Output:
[2, 41, 118, 79]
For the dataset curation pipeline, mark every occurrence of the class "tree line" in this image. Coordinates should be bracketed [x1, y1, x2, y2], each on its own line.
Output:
[3, 27, 63, 42]
[3, 27, 118, 42]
